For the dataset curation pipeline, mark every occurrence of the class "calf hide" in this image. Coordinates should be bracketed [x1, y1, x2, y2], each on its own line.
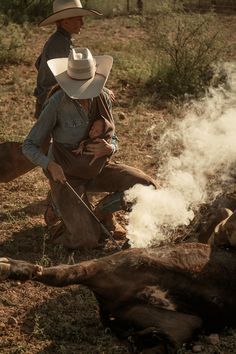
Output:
[0, 139, 50, 183]
[1, 241, 236, 353]
[0, 142, 34, 182]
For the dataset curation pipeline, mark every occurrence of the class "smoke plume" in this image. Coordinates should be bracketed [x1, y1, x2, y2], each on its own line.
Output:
[125, 63, 236, 247]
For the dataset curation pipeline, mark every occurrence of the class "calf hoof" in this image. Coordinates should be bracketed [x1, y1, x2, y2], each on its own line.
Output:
[131, 327, 176, 354]
[0, 257, 43, 281]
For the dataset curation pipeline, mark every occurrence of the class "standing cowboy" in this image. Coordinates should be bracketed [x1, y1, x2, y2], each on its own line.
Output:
[34, 0, 103, 119]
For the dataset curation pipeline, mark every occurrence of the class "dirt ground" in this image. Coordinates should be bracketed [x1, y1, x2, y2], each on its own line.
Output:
[1, 14, 236, 354]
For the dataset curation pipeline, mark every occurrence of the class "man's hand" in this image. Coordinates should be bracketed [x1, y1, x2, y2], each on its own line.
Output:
[84, 138, 113, 162]
[47, 161, 67, 184]
[72, 140, 86, 155]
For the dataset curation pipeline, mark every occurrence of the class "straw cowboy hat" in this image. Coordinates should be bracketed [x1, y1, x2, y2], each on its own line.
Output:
[39, 0, 102, 27]
[47, 47, 113, 99]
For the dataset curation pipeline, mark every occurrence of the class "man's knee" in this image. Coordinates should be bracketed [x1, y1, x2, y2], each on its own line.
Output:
[114, 163, 157, 191]
[122, 171, 157, 191]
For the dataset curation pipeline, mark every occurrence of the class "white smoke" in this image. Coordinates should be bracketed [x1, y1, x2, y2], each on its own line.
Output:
[125, 63, 236, 248]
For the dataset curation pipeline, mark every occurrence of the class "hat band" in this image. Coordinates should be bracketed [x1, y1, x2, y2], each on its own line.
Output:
[67, 72, 106, 81]
[68, 65, 95, 74]
[67, 61, 96, 79]
[67, 67, 95, 79]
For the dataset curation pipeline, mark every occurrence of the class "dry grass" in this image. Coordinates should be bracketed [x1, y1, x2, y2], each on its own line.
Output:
[1, 14, 236, 354]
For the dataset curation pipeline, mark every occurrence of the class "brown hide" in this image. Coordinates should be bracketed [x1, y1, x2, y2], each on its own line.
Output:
[0, 142, 35, 182]
[1, 242, 236, 352]
[0, 139, 50, 183]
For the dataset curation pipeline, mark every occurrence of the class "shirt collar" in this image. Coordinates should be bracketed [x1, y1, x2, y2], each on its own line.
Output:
[57, 27, 71, 40]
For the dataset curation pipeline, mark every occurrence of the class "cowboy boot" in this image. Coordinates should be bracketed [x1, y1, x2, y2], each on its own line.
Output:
[44, 191, 61, 227]
[94, 193, 128, 240]
[95, 211, 126, 240]
[44, 194, 69, 246]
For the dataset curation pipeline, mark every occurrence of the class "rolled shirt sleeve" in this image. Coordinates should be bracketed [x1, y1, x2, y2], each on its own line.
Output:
[22, 97, 58, 170]
[102, 88, 119, 154]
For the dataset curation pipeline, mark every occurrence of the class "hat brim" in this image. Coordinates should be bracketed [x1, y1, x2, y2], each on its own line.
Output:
[47, 55, 113, 99]
[39, 7, 102, 27]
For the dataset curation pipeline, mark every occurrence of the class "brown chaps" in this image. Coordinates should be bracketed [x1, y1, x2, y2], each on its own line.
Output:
[49, 162, 156, 249]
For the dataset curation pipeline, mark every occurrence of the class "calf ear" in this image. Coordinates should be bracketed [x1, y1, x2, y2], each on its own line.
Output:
[211, 211, 236, 248]
[208, 219, 231, 247]
[199, 207, 232, 244]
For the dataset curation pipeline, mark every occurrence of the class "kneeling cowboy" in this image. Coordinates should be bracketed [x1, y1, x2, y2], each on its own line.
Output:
[23, 47, 156, 250]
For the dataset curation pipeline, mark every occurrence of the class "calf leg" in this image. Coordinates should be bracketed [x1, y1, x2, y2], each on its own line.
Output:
[0, 257, 98, 287]
[115, 304, 202, 350]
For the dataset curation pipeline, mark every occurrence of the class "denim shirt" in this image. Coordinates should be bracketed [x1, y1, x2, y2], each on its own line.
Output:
[22, 89, 118, 170]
